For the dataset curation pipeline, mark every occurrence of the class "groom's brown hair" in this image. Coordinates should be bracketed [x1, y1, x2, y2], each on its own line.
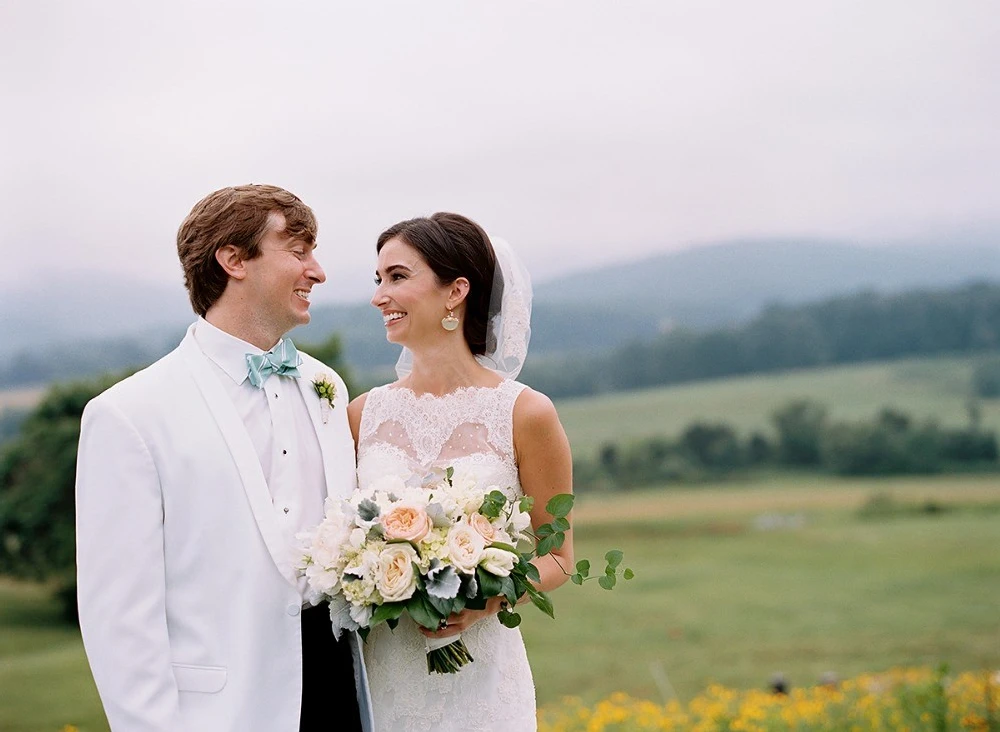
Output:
[177, 184, 318, 316]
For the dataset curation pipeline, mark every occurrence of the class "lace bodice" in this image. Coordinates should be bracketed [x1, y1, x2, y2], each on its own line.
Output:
[356, 380, 537, 732]
[357, 380, 527, 499]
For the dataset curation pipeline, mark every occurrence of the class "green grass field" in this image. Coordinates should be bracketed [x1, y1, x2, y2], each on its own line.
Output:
[2, 475, 998, 731]
[521, 473, 1000, 706]
[555, 354, 1000, 458]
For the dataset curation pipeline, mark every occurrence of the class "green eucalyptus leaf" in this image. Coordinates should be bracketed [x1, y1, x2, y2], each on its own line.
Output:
[498, 608, 522, 628]
[624, 568, 635, 580]
[545, 493, 575, 519]
[536, 534, 558, 557]
[599, 574, 617, 591]
[426, 593, 455, 617]
[524, 562, 541, 583]
[605, 550, 624, 568]
[476, 567, 503, 598]
[571, 573, 583, 585]
[499, 575, 517, 604]
[576, 559, 591, 577]
[526, 586, 555, 618]
[464, 596, 487, 611]
[552, 517, 571, 532]
[371, 602, 406, 626]
[406, 594, 442, 630]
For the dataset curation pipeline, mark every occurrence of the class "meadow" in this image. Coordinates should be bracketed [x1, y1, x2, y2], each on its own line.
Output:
[1, 354, 997, 730]
[556, 354, 1000, 458]
[2, 474, 998, 731]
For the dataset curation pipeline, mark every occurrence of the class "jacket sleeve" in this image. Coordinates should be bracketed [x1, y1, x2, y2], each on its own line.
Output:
[76, 396, 181, 731]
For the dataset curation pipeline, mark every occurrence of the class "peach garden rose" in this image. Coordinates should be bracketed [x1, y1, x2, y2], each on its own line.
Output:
[382, 505, 433, 543]
[468, 512, 498, 542]
[375, 543, 419, 602]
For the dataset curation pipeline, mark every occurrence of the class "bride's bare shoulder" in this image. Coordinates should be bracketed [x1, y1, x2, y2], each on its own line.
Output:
[512, 386, 560, 433]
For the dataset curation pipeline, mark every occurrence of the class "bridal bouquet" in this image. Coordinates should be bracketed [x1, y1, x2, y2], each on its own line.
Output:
[298, 466, 630, 673]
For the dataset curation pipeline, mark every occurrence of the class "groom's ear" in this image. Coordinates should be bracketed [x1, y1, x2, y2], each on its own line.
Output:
[215, 245, 248, 280]
[446, 277, 470, 310]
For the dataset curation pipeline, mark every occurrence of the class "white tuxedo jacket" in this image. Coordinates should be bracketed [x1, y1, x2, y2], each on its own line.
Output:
[76, 325, 373, 732]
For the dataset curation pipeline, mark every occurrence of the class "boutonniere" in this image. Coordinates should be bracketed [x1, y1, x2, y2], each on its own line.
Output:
[312, 373, 337, 424]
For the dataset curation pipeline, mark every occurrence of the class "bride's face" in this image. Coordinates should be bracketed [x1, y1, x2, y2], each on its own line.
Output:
[372, 237, 454, 347]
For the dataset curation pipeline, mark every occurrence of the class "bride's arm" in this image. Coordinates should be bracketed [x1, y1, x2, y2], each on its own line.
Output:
[512, 387, 575, 595]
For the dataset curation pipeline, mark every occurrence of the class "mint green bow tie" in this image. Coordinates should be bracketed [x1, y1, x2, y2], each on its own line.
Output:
[246, 340, 302, 388]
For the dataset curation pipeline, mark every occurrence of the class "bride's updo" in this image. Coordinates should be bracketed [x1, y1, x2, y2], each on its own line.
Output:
[376, 213, 501, 356]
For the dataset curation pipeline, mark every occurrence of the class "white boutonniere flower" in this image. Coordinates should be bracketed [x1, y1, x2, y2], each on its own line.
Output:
[313, 373, 337, 424]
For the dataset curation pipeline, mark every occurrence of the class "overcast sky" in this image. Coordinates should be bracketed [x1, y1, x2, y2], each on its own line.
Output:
[1, 0, 997, 303]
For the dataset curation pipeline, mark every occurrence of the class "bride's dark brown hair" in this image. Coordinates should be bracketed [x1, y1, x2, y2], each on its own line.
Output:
[376, 213, 501, 356]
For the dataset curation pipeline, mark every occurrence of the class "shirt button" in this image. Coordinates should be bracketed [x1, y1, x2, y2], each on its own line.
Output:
[287, 604, 300, 617]
[283, 507, 290, 514]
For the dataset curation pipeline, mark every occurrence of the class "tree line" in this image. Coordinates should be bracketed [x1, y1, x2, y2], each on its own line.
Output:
[573, 399, 998, 492]
[521, 283, 1000, 398]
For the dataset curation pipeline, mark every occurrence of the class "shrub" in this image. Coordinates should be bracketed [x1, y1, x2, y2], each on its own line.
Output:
[0, 373, 129, 622]
[772, 400, 828, 466]
[971, 356, 1000, 398]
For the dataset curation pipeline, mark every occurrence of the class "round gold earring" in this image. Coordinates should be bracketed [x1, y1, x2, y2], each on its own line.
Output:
[441, 309, 460, 331]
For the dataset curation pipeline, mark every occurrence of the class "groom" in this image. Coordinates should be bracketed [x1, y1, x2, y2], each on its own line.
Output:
[76, 185, 372, 731]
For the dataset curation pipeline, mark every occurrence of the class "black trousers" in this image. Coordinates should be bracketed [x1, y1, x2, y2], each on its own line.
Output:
[300, 602, 363, 732]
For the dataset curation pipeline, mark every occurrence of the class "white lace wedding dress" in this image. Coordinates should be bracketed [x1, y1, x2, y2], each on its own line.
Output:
[357, 380, 538, 732]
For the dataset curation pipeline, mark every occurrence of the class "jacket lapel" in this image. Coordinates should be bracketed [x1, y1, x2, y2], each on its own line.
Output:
[178, 328, 299, 588]
[294, 360, 337, 500]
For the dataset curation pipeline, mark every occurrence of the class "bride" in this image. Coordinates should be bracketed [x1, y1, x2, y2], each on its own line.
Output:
[347, 212, 574, 732]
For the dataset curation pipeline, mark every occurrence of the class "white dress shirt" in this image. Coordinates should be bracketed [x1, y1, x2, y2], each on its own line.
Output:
[193, 318, 326, 598]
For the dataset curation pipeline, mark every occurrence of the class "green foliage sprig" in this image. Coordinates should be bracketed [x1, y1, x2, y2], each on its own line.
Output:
[490, 492, 633, 630]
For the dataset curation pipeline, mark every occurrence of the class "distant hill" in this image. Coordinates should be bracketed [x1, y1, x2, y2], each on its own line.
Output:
[1, 237, 996, 386]
[534, 239, 1000, 326]
[0, 273, 192, 346]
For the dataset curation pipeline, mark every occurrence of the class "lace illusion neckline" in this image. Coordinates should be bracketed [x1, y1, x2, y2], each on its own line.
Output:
[386, 381, 509, 401]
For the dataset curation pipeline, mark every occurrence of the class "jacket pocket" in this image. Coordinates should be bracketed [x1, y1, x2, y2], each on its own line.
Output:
[172, 663, 228, 693]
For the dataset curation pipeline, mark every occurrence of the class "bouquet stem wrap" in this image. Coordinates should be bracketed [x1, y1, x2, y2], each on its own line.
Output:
[424, 633, 474, 674]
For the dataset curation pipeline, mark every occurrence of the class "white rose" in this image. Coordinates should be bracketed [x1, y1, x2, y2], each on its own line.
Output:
[480, 547, 517, 577]
[508, 505, 533, 537]
[446, 521, 486, 574]
[375, 543, 419, 602]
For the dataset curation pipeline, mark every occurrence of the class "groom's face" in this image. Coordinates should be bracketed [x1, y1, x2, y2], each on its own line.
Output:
[242, 213, 326, 337]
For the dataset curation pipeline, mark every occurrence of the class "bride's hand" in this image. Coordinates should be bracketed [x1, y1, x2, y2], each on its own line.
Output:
[418, 596, 506, 639]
